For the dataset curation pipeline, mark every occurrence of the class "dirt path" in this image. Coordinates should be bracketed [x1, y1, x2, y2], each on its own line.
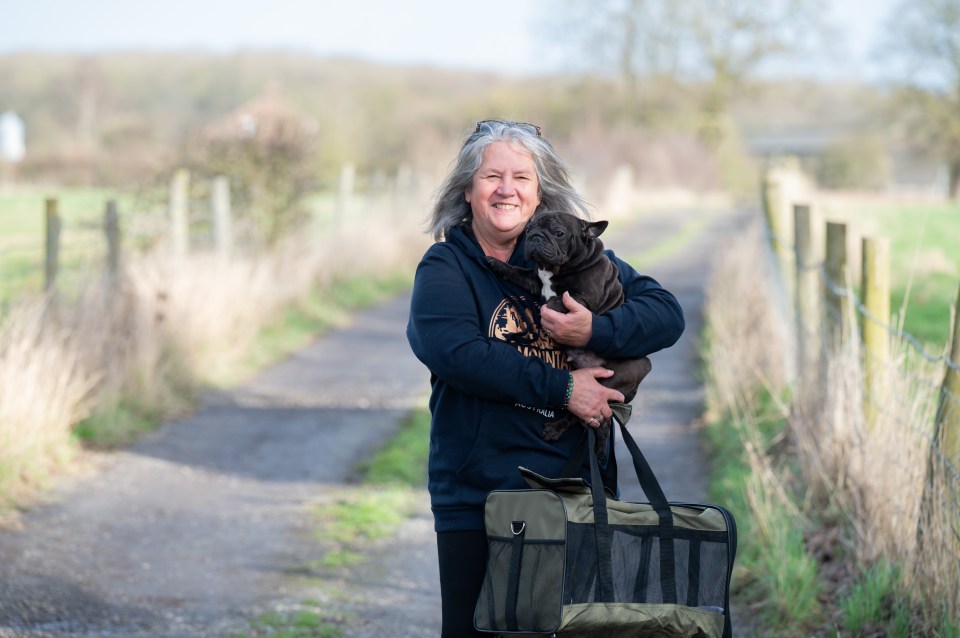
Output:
[609, 207, 739, 504]
[0, 297, 430, 637]
[0, 206, 746, 638]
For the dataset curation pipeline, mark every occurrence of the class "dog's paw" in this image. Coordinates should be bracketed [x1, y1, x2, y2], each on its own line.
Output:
[485, 256, 507, 271]
[541, 423, 568, 441]
[638, 356, 653, 381]
[594, 422, 611, 464]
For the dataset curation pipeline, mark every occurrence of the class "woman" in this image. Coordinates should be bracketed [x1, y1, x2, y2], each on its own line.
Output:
[406, 119, 685, 636]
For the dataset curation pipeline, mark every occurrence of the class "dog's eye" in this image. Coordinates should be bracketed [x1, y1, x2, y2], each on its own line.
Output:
[553, 230, 564, 238]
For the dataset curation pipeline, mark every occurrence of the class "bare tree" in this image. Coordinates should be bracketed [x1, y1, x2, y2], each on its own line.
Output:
[545, 0, 827, 144]
[882, 0, 960, 198]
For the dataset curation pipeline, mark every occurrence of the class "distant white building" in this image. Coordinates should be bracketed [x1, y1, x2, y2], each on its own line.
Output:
[0, 111, 25, 162]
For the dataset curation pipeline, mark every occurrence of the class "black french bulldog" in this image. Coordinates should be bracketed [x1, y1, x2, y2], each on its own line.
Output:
[487, 210, 652, 460]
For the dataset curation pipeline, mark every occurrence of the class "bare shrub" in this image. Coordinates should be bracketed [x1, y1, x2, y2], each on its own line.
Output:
[199, 87, 317, 247]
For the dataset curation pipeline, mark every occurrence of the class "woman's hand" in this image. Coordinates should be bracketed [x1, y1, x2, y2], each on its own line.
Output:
[567, 367, 624, 428]
[541, 292, 592, 347]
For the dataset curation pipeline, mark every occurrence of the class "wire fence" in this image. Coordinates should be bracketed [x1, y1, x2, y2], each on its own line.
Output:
[760, 166, 960, 618]
[0, 163, 426, 307]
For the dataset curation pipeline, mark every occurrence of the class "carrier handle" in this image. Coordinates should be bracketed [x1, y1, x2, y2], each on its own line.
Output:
[588, 416, 678, 604]
[613, 410, 671, 512]
[561, 405, 671, 512]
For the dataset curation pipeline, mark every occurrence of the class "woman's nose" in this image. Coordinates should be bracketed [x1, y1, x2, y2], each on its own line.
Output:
[496, 177, 516, 195]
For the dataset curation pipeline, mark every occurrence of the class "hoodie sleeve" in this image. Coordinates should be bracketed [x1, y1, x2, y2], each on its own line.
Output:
[406, 244, 570, 408]
[587, 252, 685, 359]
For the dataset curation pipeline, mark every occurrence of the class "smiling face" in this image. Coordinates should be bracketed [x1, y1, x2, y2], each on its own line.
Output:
[465, 141, 541, 259]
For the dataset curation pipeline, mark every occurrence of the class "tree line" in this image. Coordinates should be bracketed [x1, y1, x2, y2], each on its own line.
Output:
[1, 0, 958, 199]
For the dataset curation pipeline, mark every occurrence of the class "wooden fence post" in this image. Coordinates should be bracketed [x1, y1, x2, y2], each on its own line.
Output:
[211, 176, 232, 257]
[825, 221, 851, 352]
[105, 200, 120, 279]
[794, 204, 819, 398]
[169, 168, 189, 256]
[44, 197, 60, 292]
[861, 236, 890, 431]
[761, 171, 793, 283]
[935, 284, 960, 463]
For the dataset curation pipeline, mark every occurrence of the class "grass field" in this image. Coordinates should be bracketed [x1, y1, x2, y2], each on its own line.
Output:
[0, 187, 146, 300]
[0, 186, 388, 304]
[818, 198, 960, 349]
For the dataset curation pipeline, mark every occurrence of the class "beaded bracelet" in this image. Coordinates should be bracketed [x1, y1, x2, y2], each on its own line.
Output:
[563, 372, 574, 408]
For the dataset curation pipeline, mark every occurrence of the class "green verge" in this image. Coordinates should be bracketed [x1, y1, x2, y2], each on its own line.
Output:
[835, 560, 959, 637]
[235, 599, 348, 638]
[702, 392, 823, 636]
[253, 409, 430, 637]
[356, 407, 430, 487]
[309, 408, 430, 569]
[839, 561, 911, 637]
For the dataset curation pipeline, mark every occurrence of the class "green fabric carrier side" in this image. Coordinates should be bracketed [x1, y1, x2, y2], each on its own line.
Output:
[558, 603, 725, 637]
[483, 489, 567, 541]
[475, 407, 736, 638]
[476, 489, 567, 634]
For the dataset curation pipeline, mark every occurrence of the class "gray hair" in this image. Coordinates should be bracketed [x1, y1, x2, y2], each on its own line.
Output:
[427, 120, 590, 240]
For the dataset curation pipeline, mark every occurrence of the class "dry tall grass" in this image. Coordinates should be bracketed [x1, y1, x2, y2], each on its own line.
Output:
[703, 221, 787, 413]
[0, 196, 432, 508]
[704, 213, 960, 627]
[802, 338, 958, 623]
[0, 299, 97, 500]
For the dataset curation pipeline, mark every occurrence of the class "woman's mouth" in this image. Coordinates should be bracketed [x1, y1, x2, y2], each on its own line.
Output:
[493, 203, 518, 211]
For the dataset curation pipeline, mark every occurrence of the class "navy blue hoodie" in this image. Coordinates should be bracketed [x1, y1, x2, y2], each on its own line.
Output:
[406, 224, 684, 532]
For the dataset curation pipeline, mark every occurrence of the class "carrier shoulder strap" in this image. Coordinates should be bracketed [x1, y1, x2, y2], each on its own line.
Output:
[589, 416, 678, 604]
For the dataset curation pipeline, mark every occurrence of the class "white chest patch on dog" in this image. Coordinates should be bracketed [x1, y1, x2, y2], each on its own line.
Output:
[537, 268, 557, 300]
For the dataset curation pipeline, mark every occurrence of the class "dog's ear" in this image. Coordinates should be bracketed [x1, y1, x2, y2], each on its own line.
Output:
[584, 220, 608, 238]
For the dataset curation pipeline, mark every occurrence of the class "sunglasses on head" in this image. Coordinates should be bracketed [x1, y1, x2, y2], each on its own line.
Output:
[474, 119, 542, 137]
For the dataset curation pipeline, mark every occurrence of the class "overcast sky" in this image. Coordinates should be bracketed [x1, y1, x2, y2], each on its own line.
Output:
[1, 0, 898, 80]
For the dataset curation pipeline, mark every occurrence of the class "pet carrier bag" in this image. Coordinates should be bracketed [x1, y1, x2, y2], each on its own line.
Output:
[474, 413, 737, 637]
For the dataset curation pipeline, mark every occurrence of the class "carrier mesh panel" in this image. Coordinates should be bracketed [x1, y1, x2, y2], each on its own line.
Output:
[478, 537, 564, 632]
[565, 522, 729, 610]
[698, 538, 730, 608]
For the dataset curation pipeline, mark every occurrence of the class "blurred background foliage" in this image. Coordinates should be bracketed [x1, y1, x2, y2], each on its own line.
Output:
[0, 0, 958, 225]
[0, 50, 899, 203]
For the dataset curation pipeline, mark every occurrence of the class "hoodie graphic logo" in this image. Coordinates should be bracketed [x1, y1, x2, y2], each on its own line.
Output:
[489, 298, 568, 369]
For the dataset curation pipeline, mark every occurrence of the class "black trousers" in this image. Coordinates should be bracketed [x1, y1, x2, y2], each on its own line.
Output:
[437, 529, 488, 638]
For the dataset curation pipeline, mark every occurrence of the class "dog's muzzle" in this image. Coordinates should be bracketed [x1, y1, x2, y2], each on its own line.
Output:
[525, 234, 561, 264]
